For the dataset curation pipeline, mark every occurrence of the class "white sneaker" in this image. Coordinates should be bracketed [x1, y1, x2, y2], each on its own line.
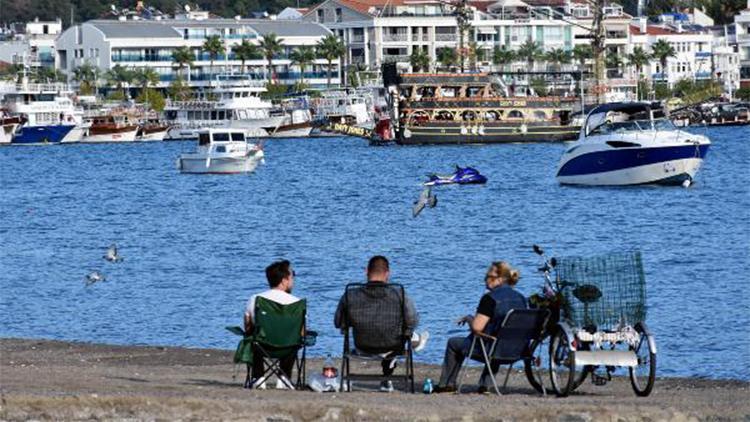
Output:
[379, 380, 394, 393]
[412, 331, 430, 352]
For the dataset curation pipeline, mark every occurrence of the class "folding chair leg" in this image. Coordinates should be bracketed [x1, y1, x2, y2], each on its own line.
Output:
[409, 347, 415, 393]
[457, 337, 476, 394]
[502, 363, 514, 393]
[535, 360, 547, 397]
[478, 339, 501, 395]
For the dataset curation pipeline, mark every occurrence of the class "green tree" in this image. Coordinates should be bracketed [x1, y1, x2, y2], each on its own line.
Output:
[289, 45, 316, 85]
[516, 39, 542, 71]
[260, 81, 288, 100]
[529, 77, 548, 96]
[234, 39, 261, 74]
[133, 67, 160, 89]
[651, 39, 676, 85]
[572, 44, 593, 70]
[316, 34, 345, 88]
[259, 32, 284, 83]
[171, 46, 195, 78]
[409, 48, 430, 72]
[73, 63, 100, 95]
[627, 46, 651, 100]
[605, 53, 623, 78]
[492, 46, 515, 71]
[202, 35, 225, 87]
[136, 88, 166, 112]
[105, 64, 134, 98]
[736, 87, 750, 101]
[168, 76, 191, 101]
[545, 48, 571, 72]
[437, 47, 458, 71]
[33, 67, 66, 83]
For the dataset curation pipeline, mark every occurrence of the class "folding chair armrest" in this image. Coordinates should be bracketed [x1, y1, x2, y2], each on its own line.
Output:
[475, 332, 497, 341]
[225, 326, 246, 336]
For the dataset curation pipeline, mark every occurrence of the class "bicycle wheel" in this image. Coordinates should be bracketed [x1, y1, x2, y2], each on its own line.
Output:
[524, 335, 551, 394]
[549, 329, 576, 397]
[571, 342, 592, 391]
[629, 323, 656, 396]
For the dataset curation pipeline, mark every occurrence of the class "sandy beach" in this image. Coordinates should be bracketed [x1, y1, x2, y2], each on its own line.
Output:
[1, 338, 748, 421]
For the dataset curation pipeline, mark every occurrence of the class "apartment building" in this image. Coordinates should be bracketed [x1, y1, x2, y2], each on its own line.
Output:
[0, 18, 61, 68]
[55, 14, 339, 88]
[735, 7, 750, 88]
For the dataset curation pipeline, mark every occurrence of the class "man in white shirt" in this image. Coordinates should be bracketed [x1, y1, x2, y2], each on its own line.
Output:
[244, 259, 300, 387]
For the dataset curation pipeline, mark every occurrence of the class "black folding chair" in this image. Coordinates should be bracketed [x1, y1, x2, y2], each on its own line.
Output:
[457, 308, 550, 395]
[339, 283, 415, 393]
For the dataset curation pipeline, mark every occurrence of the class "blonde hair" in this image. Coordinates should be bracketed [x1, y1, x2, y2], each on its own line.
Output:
[490, 261, 520, 286]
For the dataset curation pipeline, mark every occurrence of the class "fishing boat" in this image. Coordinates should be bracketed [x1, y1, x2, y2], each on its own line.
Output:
[391, 73, 580, 145]
[83, 111, 140, 142]
[0, 111, 24, 145]
[556, 102, 710, 186]
[177, 128, 264, 174]
[4, 82, 87, 144]
[137, 120, 170, 141]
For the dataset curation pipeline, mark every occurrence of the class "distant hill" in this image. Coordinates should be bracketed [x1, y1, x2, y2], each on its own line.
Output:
[0, 0, 742, 28]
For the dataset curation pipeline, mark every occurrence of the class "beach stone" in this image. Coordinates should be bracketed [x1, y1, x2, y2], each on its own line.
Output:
[558, 412, 592, 422]
[322, 407, 342, 420]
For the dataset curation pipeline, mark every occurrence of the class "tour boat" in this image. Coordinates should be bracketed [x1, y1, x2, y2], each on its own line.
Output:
[137, 121, 170, 141]
[4, 82, 87, 144]
[177, 128, 264, 174]
[83, 112, 140, 142]
[556, 102, 711, 186]
[0, 111, 23, 145]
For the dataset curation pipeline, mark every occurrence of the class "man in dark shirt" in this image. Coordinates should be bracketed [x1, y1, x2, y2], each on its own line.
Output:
[435, 261, 527, 393]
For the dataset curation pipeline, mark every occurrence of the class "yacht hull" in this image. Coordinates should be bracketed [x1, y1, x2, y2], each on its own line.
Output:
[83, 127, 139, 143]
[397, 122, 580, 144]
[556, 144, 710, 186]
[11, 124, 76, 145]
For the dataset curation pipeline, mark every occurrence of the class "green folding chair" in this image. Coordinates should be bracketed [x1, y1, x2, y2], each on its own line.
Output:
[227, 297, 310, 390]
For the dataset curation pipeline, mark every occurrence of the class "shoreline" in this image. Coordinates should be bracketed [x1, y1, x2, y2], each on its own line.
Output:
[2, 338, 749, 421]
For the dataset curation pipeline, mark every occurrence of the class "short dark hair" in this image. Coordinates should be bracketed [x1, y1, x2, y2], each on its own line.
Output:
[266, 260, 291, 288]
[367, 255, 389, 275]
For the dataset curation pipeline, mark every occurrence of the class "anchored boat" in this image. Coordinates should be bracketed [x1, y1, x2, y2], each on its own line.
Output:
[556, 102, 710, 186]
[177, 128, 264, 174]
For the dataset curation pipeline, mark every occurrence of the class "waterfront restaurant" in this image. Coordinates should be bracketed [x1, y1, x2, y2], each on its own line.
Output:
[54, 14, 339, 89]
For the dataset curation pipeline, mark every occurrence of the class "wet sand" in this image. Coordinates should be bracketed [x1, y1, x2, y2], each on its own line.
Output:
[1, 338, 748, 421]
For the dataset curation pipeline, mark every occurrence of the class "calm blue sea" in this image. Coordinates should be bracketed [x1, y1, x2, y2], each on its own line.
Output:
[1, 126, 748, 381]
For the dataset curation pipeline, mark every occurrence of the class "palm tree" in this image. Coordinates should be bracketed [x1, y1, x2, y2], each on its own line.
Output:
[605, 53, 623, 79]
[651, 39, 676, 86]
[259, 32, 284, 83]
[234, 39, 260, 75]
[492, 46, 515, 72]
[73, 63, 100, 95]
[545, 48, 571, 72]
[289, 45, 316, 85]
[409, 48, 430, 72]
[516, 39, 542, 71]
[437, 47, 458, 71]
[105, 64, 134, 98]
[134, 67, 160, 89]
[316, 34, 345, 88]
[627, 46, 651, 100]
[202, 35, 225, 87]
[572, 44, 593, 71]
[171, 46, 195, 79]
[467, 41, 479, 72]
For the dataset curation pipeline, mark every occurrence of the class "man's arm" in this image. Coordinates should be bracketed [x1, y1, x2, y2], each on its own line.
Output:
[404, 295, 418, 332]
[334, 295, 345, 329]
[244, 312, 254, 335]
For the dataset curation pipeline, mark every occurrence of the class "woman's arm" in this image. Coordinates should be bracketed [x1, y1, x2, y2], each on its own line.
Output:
[470, 313, 490, 334]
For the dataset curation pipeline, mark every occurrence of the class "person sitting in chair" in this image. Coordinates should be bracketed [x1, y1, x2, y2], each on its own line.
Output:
[244, 259, 300, 389]
[434, 261, 528, 394]
[334, 255, 428, 392]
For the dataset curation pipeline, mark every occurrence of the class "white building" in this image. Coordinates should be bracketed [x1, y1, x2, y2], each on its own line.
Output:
[735, 6, 750, 89]
[55, 16, 339, 88]
[0, 18, 61, 68]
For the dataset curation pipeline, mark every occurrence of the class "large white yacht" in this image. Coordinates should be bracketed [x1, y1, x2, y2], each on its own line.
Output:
[556, 102, 711, 186]
[3, 80, 87, 144]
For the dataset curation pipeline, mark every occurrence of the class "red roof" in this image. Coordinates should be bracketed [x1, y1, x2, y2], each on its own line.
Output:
[629, 24, 700, 35]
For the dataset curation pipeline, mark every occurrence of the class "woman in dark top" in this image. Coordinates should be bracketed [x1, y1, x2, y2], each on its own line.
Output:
[434, 261, 528, 393]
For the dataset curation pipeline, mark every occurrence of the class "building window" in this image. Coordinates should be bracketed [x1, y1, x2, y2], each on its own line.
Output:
[335, 8, 342, 22]
[317, 9, 324, 22]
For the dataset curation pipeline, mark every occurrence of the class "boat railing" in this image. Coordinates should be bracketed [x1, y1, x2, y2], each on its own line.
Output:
[13, 82, 71, 93]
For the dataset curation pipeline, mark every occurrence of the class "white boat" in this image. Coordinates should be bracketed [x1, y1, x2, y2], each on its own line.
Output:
[177, 128, 264, 174]
[0, 111, 23, 144]
[260, 97, 314, 137]
[83, 112, 140, 143]
[164, 75, 275, 140]
[556, 102, 710, 186]
[311, 88, 376, 128]
[3, 82, 87, 144]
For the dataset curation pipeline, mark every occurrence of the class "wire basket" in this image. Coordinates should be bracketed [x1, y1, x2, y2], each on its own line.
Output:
[555, 251, 646, 330]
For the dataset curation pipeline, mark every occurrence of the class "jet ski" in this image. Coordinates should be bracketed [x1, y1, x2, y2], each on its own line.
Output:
[423, 166, 488, 186]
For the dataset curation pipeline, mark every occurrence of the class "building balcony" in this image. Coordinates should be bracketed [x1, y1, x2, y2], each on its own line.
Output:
[112, 55, 174, 62]
[351, 35, 365, 43]
[383, 54, 410, 62]
[435, 33, 457, 42]
[383, 33, 408, 42]
[412, 34, 430, 42]
[695, 71, 711, 79]
[351, 56, 365, 64]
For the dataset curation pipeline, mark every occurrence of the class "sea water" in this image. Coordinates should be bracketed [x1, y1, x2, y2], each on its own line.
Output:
[1, 126, 748, 381]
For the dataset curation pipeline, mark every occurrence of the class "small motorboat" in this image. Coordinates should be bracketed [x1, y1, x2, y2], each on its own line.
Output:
[424, 166, 488, 186]
[556, 102, 710, 186]
[177, 128, 264, 174]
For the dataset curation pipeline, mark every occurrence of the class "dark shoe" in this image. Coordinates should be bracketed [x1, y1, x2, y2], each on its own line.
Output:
[477, 386, 490, 395]
[434, 385, 457, 394]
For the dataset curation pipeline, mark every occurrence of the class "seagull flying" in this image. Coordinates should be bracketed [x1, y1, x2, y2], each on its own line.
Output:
[103, 243, 123, 262]
[85, 271, 106, 286]
[412, 186, 437, 218]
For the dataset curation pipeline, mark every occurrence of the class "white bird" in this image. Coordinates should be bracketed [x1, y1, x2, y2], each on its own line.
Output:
[412, 186, 437, 218]
[103, 243, 123, 262]
[85, 271, 106, 286]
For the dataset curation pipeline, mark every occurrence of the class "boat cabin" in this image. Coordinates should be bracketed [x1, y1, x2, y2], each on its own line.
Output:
[198, 130, 246, 146]
[583, 102, 674, 137]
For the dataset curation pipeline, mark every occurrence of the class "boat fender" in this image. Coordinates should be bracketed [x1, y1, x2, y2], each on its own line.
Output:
[478, 125, 485, 136]
[460, 126, 467, 135]
[520, 124, 528, 134]
[403, 128, 412, 138]
[471, 126, 478, 135]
